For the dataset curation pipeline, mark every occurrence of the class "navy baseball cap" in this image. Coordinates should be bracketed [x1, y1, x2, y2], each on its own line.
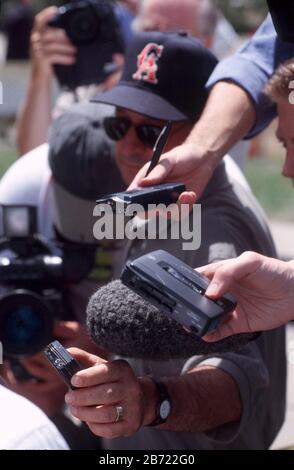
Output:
[92, 31, 218, 122]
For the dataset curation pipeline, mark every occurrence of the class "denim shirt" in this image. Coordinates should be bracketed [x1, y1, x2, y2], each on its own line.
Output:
[207, 14, 294, 138]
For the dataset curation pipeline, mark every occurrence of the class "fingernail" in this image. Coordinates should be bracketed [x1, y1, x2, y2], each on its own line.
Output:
[71, 375, 81, 387]
[206, 282, 220, 297]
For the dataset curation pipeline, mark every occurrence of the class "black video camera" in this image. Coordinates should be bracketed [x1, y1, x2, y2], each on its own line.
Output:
[48, 0, 124, 89]
[0, 205, 95, 359]
[267, 0, 294, 43]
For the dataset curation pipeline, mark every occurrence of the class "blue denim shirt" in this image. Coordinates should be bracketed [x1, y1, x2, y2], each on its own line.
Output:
[207, 14, 294, 138]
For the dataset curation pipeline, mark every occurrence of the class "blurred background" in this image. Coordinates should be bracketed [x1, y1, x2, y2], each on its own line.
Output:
[0, 0, 294, 450]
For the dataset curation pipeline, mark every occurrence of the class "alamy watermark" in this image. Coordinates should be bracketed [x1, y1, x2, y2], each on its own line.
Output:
[93, 203, 202, 251]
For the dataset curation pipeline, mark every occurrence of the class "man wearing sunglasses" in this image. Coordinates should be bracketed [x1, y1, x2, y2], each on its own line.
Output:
[62, 32, 286, 450]
[97, 30, 213, 188]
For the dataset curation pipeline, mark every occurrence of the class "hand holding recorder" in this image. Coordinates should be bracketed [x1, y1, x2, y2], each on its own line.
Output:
[198, 252, 294, 342]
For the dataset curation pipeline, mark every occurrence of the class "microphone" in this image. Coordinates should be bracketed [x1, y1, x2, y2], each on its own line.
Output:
[86, 280, 258, 360]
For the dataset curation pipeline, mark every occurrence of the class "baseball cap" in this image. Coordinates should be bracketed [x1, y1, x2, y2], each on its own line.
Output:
[48, 102, 124, 243]
[92, 31, 218, 122]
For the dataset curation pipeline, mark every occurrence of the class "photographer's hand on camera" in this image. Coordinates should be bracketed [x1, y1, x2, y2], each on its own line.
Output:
[31, 7, 77, 81]
[17, 7, 77, 155]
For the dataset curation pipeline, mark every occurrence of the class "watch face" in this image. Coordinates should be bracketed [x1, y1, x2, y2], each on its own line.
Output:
[160, 399, 171, 420]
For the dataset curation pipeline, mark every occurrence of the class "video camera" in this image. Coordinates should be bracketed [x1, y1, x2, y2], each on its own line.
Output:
[267, 0, 294, 43]
[48, 0, 124, 89]
[0, 205, 95, 359]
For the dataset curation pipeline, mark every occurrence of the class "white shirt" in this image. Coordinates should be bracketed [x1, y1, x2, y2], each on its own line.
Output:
[0, 384, 69, 450]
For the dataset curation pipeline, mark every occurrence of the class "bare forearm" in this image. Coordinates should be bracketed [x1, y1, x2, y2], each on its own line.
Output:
[186, 81, 256, 165]
[16, 73, 53, 156]
[142, 365, 242, 433]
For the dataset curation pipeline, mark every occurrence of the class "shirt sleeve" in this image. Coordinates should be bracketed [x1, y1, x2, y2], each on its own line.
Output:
[182, 341, 270, 444]
[206, 14, 294, 138]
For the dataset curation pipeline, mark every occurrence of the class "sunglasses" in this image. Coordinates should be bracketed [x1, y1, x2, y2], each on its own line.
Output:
[103, 116, 163, 149]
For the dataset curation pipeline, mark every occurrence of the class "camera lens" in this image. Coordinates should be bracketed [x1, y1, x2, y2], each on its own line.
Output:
[67, 9, 99, 45]
[0, 290, 54, 357]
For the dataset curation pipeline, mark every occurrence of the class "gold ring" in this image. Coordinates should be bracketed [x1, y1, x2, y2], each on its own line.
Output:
[115, 405, 124, 423]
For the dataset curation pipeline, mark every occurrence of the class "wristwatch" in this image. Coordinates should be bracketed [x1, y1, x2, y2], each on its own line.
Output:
[147, 379, 172, 427]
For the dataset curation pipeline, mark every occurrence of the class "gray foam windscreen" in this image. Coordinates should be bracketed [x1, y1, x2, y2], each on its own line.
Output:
[86, 280, 258, 360]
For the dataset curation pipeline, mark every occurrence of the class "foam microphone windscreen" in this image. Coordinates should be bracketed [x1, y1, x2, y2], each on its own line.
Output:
[86, 280, 258, 360]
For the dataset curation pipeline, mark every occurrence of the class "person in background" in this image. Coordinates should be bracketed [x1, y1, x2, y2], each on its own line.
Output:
[133, 0, 216, 47]
[133, 0, 248, 169]
[16, 2, 128, 156]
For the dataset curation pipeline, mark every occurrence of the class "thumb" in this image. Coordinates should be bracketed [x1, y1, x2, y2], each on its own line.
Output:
[139, 155, 174, 186]
[205, 252, 262, 298]
[205, 271, 233, 298]
[202, 311, 244, 342]
[202, 324, 234, 343]
[67, 347, 104, 369]
[177, 191, 197, 212]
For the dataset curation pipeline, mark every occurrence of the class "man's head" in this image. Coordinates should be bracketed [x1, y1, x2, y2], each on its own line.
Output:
[93, 31, 218, 184]
[134, 0, 218, 48]
[265, 60, 294, 185]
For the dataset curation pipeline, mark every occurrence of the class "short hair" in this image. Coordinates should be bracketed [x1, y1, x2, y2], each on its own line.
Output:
[265, 59, 294, 103]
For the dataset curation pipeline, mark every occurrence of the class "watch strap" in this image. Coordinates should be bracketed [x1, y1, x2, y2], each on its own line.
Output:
[147, 379, 171, 427]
